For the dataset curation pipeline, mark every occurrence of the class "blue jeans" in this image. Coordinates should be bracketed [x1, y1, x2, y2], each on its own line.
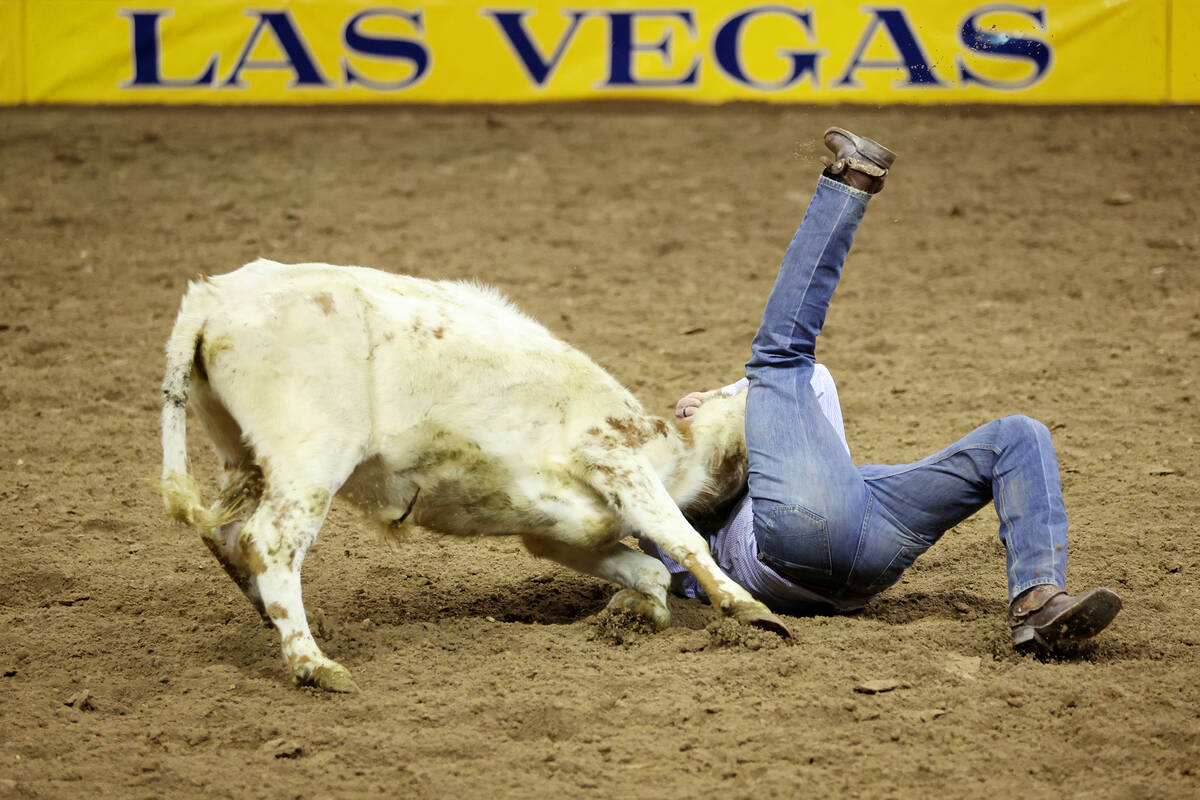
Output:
[745, 176, 1067, 604]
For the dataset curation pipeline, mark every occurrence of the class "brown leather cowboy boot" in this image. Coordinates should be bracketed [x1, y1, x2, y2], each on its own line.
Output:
[1009, 584, 1122, 652]
[823, 127, 896, 194]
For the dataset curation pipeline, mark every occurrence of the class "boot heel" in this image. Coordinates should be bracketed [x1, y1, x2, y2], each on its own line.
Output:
[1012, 625, 1044, 653]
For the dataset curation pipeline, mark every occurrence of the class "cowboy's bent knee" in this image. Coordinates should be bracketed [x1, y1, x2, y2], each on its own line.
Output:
[999, 414, 1052, 446]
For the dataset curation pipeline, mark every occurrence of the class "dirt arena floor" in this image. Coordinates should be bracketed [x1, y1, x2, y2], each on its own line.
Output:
[1, 104, 1198, 798]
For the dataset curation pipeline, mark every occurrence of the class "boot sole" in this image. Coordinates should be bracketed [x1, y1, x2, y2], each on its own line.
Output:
[1012, 587, 1122, 653]
[824, 126, 897, 170]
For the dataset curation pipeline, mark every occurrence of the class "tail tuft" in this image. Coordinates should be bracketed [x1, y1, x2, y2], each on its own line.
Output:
[160, 471, 235, 530]
[160, 282, 224, 532]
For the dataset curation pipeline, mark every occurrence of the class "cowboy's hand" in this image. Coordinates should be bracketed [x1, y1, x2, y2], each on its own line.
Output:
[675, 391, 709, 420]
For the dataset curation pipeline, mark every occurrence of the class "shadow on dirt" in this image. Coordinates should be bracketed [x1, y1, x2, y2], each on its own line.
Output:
[346, 580, 612, 626]
[856, 589, 1007, 624]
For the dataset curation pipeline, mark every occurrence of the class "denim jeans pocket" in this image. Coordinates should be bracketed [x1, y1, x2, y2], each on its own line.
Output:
[758, 504, 833, 579]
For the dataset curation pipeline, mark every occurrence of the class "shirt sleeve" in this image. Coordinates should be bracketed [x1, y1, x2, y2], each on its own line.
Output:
[718, 377, 749, 396]
[810, 363, 851, 458]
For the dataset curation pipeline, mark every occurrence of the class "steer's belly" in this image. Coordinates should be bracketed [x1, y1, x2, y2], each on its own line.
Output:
[341, 451, 623, 545]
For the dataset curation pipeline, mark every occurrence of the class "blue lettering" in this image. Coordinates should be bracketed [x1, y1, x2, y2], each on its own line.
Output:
[835, 7, 947, 87]
[485, 10, 587, 87]
[342, 9, 430, 90]
[603, 10, 700, 87]
[713, 6, 819, 90]
[957, 4, 1052, 89]
[121, 10, 216, 87]
[223, 11, 329, 88]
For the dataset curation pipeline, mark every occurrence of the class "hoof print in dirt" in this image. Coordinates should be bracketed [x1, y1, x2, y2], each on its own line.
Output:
[1026, 638, 1102, 662]
[705, 618, 787, 651]
[63, 691, 96, 711]
[261, 738, 305, 759]
[589, 608, 658, 646]
[736, 609, 792, 639]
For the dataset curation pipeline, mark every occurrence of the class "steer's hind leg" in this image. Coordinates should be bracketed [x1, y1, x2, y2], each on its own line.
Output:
[239, 485, 358, 693]
[200, 464, 270, 624]
[522, 536, 672, 630]
[578, 450, 790, 637]
[202, 519, 269, 624]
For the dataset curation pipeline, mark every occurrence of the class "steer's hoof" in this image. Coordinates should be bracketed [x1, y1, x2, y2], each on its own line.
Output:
[607, 589, 671, 631]
[305, 662, 360, 693]
[733, 602, 792, 638]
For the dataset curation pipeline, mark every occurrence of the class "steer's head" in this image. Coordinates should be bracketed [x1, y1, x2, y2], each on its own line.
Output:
[671, 392, 749, 527]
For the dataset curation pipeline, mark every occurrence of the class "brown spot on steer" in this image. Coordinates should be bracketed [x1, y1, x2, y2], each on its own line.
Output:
[241, 539, 269, 576]
[605, 416, 651, 448]
[311, 292, 335, 315]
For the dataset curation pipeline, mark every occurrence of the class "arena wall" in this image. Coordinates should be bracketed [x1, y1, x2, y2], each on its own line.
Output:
[1, 0, 1196, 104]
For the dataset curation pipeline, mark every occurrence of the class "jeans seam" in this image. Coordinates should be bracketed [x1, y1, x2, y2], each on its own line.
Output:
[781, 190, 853, 362]
[845, 493, 873, 587]
[1032, 427, 1064, 583]
[878, 498, 930, 543]
[993, 460, 1013, 551]
[997, 427, 1062, 592]
[862, 544, 924, 591]
[862, 443, 1003, 483]
[767, 502, 825, 527]
[995, 453, 1027, 604]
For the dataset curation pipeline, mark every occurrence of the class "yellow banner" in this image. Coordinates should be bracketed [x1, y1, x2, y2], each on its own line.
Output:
[1, 0, 1191, 104]
[0, 0, 23, 103]
[1174, 0, 1200, 102]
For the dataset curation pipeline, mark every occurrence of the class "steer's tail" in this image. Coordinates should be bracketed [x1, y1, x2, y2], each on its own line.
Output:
[159, 283, 230, 530]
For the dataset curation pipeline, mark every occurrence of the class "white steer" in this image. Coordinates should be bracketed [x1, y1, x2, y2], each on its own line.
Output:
[160, 258, 787, 692]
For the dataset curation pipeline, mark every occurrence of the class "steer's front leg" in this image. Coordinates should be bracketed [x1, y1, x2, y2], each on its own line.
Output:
[575, 448, 790, 637]
[521, 535, 673, 630]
